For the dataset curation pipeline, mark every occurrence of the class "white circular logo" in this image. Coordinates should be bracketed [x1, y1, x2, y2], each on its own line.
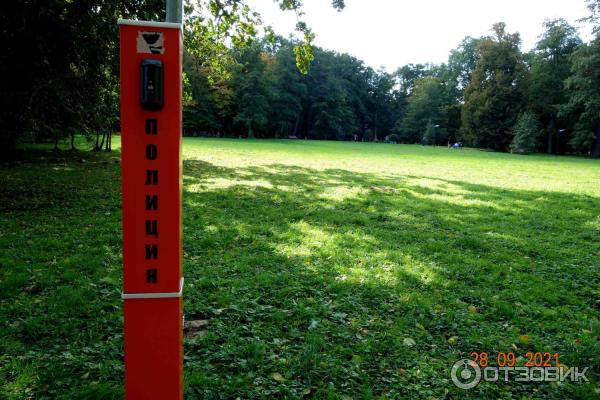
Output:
[451, 359, 481, 389]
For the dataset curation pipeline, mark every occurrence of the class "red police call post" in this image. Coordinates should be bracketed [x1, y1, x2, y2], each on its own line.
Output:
[118, 19, 183, 399]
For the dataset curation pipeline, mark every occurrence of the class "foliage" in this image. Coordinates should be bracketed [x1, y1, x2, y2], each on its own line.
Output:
[510, 112, 541, 154]
[560, 39, 600, 157]
[0, 0, 345, 160]
[461, 23, 528, 151]
[183, 39, 401, 141]
[183, 0, 262, 81]
[5, 4, 600, 160]
[527, 19, 581, 154]
[179, 15, 600, 156]
[394, 63, 439, 96]
[232, 45, 273, 137]
[445, 37, 481, 102]
[1, 139, 599, 398]
[387, 133, 399, 143]
[184, 0, 344, 78]
[0, 0, 163, 159]
[584, 0, 600, 34]
[396, 77, 445, 144]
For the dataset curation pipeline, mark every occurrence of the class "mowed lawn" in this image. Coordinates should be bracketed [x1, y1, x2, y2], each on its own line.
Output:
[1, 138, 599, 399]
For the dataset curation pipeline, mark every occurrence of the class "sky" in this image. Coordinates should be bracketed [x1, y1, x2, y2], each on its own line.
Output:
[250, 0, 594, 72]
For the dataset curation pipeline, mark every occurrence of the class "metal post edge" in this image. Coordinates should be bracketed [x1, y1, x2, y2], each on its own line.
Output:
[122, 278, 184, 300]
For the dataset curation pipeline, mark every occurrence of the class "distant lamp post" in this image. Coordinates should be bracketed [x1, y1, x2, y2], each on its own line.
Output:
[423, 125, 440, 146]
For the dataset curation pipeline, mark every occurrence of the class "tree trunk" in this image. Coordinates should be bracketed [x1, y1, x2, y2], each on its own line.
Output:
[53, 130, 59, 152]
[591, 123, 600, 158]
[70, 132, 76, 151]
[546, 129, 553, 155]
[292, 110, 301, 137]
[305, 107, 313, 139]
[99, 130, 106, 150]
[0, 131, 19, 161]
[105, 129, 112, 151]
[373, 111, 378, 142]
[94, 129, 100, 151]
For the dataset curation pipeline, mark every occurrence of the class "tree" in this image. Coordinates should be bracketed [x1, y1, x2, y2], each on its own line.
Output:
[0, 0, 164, 159]
[183, 54, 222, 135]
[510, 112, 541, 154]
[395, 77, 445, 143]
[303, 50, 353, 140]
[184, 0, 345, 79]
[232, 45, 273, 137]
[560, 40, 600, 157]
[527, 19, 581, 154]
[0, 0, 344, 160]
[368, 70, 398, 141]
[446, 36, 482, 102]
[461, 23, 528, 151]
[269, 40, 308, 138]
[557, 1, 600, 157]
[584, 0, 600, 34]
[394, 64, 438, 96]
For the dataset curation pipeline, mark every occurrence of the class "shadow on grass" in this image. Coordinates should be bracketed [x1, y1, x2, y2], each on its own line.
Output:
[0, 154, 597, 399]
[181, 160, 599, 399]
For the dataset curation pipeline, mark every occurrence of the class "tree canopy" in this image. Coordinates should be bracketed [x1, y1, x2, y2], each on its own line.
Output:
[2, 1, 600, 158]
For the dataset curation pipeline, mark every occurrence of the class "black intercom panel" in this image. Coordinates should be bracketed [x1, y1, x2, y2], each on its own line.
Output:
[140, 59, 164, 111]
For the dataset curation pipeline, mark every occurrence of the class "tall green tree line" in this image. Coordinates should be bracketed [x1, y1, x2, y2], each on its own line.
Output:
[0, 0, 344, 160]
[182, 1, 600, 156]
[2, 0, 600, 158]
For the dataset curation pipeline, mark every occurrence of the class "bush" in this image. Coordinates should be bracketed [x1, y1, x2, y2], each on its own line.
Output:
[388, 133, 399, 143]
[511, 112, 541, 154]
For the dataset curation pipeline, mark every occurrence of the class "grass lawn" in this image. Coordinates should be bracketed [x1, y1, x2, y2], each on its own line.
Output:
[1, 138, 599, 399]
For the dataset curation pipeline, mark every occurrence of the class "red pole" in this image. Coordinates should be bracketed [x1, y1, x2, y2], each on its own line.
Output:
[119, 20, 183, 399]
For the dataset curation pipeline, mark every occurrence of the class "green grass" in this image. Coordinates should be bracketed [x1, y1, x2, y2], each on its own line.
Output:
[1, 138, 599, 399]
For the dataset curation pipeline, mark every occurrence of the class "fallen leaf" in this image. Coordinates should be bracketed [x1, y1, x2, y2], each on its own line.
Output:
[447, 336, 459, 345]
[468, 305, 478, 314]
[403, 337, 416, 347]
[519, 335, 531, 345]
[271, 372, 285, 383]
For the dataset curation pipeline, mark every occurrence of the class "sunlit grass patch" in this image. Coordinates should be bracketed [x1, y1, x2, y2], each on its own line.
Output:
[1, 139, 599, 399]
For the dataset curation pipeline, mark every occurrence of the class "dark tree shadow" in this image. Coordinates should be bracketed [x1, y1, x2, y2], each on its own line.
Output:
[2, 153, 597, 399]
[181, 160, 599, 399]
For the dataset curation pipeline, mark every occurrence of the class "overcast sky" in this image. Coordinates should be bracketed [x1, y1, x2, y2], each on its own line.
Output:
[250, 0, 594, 72]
